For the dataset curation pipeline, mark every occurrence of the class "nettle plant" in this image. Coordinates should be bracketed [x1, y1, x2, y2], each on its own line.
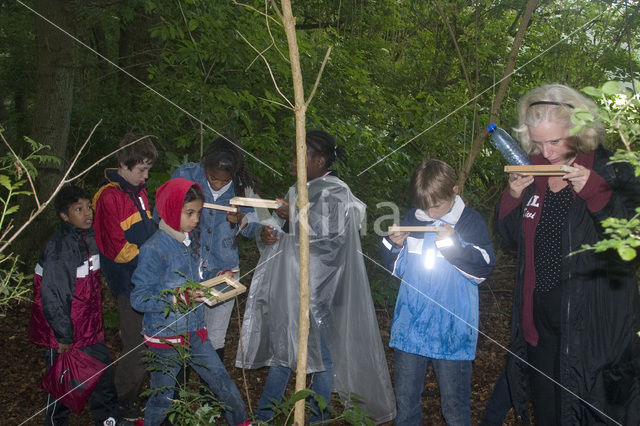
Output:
[571, 80, 640, 261]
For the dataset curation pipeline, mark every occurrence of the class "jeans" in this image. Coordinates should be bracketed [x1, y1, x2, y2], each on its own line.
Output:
[394, 349, 472, 426]
[144, 336, 247, 426]
[256, 341, 333, 424]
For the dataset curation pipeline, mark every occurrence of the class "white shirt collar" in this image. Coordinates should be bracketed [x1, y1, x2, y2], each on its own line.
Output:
[414, 195, 465, 226]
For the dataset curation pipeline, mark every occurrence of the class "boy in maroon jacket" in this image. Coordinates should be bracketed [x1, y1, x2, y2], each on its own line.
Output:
[29, 185, 122, 425]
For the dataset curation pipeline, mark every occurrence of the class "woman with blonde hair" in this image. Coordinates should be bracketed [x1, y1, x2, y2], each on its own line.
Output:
[496, 84, 640, 424]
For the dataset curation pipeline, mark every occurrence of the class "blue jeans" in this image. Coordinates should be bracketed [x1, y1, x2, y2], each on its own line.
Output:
[144, 336, 247, 426]
[256, 341, 333, 424]
[394, 349, 472, 426]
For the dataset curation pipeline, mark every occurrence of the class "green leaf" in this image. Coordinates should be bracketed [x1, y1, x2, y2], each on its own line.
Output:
[0, 175, 11, 190]
[4, 205, 19, 216]
[617, 246, 636, 261]
[601, 81, 620, 96]
[581, 86, 601, 97]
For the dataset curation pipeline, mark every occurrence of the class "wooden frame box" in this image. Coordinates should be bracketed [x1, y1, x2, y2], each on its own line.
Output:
[388, 225, 439, 233]
[504, 164, 578, 176]
[200, 275, 246, 306]
[203, 202, 238, 213]
[229, 196, 281, 209]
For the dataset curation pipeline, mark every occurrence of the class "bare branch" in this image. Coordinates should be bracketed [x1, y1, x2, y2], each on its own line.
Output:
[233, 0, 282, 27]
[0, 122, 152, 255]
[236, 30, 294, 109]
[265, 0, 290, 64]
[269, 0, 283, 21]
[305, 45, 333, 107]
[257, 96, 292, 109]
[178, 1, 207, 76]
[0, 133, 39, 208]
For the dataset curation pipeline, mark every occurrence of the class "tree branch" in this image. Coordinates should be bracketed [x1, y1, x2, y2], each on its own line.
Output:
[305, 45, 332, 107]
[236, 30, 294, 109]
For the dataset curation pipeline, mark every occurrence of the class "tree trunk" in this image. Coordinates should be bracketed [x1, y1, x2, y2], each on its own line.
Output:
[280, 1, 310, 424]
[30, 0, 76, 200]
[17, 0, 77, 258]
[458, 0, 538, 192]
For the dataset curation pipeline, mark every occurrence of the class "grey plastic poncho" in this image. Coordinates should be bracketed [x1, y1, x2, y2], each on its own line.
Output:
[236, 175, 396, 424]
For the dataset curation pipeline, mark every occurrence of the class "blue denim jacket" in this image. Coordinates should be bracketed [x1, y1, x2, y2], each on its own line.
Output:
[171, 163, 259, 279]
[130, 226, 204, 337]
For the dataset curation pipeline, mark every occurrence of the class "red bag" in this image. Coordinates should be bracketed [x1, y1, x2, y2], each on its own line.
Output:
[38, 348, 107, 413]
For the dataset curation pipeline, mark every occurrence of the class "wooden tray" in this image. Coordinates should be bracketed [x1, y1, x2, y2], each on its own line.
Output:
[504, 165, 578, 176]
[229, 196, 281, 209]
[388, 225, 439, 233]
[200, 275, 246, 306]
[203, 202, 238, 213]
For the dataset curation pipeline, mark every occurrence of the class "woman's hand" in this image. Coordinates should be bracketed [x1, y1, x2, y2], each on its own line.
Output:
[508, 173, 534, 198]
[564, 163, 591, 193]
[261, 225, 279, 245]
[275, 199, 289, 220]
[388, 225, 409, 248]
[57, 343, 71, 354]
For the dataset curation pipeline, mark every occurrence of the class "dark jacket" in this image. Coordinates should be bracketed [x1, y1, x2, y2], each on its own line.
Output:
[497, 145, 640, 424]
[28, 221, 104, 349]
[92, 169, 156, 296]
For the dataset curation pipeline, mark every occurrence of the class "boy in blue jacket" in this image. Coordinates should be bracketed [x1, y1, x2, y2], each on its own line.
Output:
[381, 159, 495, 426]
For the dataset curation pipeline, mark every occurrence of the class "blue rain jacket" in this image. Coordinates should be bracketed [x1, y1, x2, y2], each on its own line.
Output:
[381, 196, 495, 360]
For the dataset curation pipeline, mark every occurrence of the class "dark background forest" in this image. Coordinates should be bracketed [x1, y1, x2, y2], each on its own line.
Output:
[0, 0, 639, 424]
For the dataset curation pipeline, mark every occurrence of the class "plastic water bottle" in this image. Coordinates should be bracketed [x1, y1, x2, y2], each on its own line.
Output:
[487, 123, 531, 165]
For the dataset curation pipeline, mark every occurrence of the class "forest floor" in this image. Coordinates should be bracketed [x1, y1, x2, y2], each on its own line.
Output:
[1, 249, 521, 425]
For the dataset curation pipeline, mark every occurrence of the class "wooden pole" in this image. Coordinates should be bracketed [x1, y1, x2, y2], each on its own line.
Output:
[280, 1, 310, 424]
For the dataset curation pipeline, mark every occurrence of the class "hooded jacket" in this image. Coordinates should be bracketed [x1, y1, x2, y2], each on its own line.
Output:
[497, 145, 640, 424]
[92, 168, 156, 296]
[28, 221, 103, 349]
[130, 178, 206, 338]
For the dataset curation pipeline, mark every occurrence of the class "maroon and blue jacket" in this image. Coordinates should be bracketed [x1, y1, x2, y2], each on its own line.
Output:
[28, 221, 104, 349]
[92, 169, 156, 296]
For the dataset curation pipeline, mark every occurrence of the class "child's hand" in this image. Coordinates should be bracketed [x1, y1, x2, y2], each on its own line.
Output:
[226, 209, 247, 229]
[261, 226, 279, 245]
[388, 225, 409, 248]
[57, 343, 71, 354]
[436, 224, 455, 240]
[275, 199, 289, 220]
[185, 288, 207, 303]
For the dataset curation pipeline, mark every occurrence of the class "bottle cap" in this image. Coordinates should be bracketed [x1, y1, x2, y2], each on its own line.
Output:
[487, 123, 497, 132]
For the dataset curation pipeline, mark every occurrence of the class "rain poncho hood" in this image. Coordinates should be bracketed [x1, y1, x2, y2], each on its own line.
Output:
[236, 175, 396, 423]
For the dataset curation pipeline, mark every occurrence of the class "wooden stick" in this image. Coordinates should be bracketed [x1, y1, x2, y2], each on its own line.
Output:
[388, 225, 440, 233]
[203, 202, 238, 213]
[504, 164, 578, 176]
[200, 275, 246, 306]
[229, 196, 281, 209]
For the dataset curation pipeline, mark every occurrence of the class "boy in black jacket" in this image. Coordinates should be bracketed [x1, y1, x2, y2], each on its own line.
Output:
[29, 186, 123, 425]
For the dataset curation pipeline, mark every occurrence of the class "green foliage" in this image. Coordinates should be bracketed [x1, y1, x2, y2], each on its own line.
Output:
[571, 80, 640, 260]
[257, 389, 375, 426]
[142, 343, 225, 425]
[0, 131, 60, 312]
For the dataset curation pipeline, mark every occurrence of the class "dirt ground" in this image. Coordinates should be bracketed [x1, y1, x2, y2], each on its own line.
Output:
[1, 252, 521, 425]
